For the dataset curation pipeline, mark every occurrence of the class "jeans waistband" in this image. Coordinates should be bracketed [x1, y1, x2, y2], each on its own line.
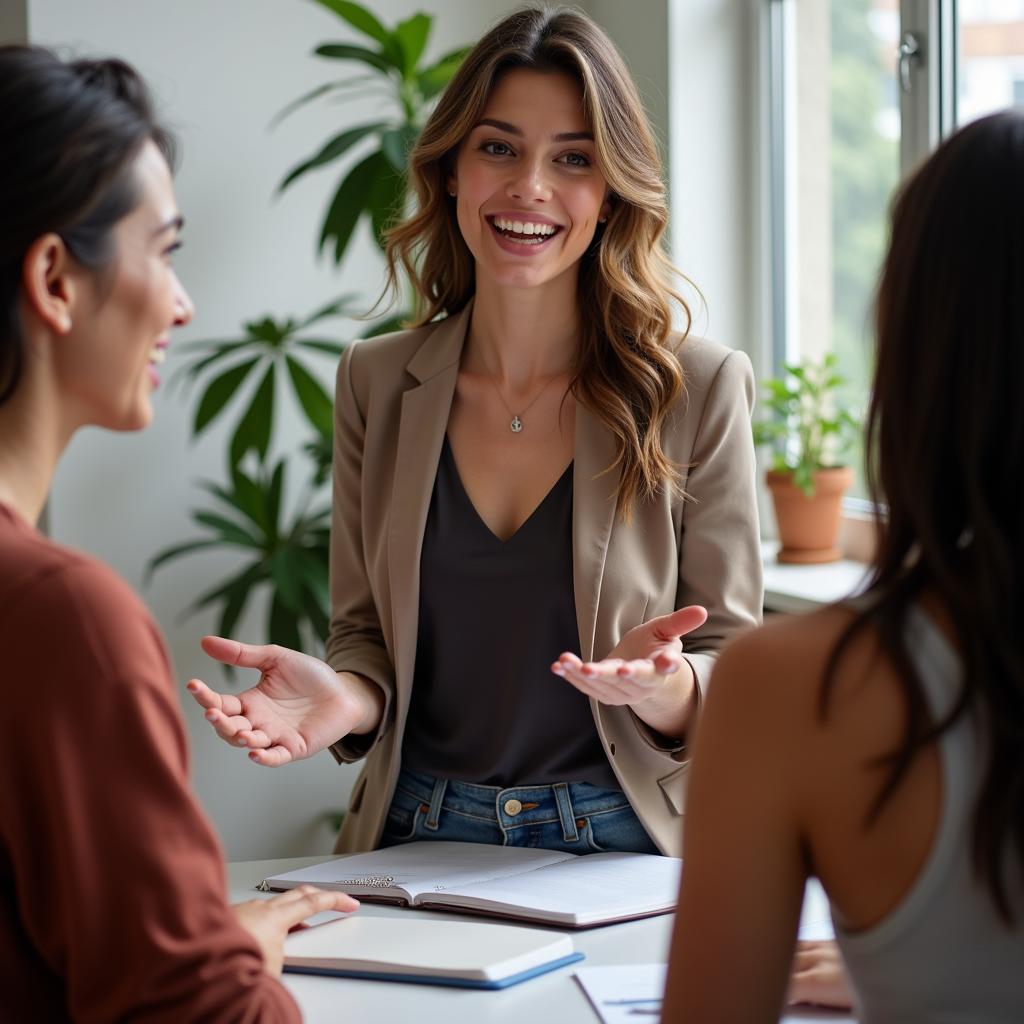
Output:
[394, 768, 630, 844]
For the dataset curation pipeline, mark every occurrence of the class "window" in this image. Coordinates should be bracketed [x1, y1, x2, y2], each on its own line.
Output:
[766, 0, 1024, 504]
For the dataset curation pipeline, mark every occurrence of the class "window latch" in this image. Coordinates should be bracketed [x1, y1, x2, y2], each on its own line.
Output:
[898, 31, 923, 94]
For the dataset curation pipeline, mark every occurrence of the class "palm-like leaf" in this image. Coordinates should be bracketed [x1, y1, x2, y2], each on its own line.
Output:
[276, 0, 468, 265]
[148, 462, 334, 654]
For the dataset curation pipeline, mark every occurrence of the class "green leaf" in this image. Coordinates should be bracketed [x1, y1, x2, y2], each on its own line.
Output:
[301, 584, 330, 643]
[216, 562, 266, 644]
[170, 340, 250, 390]
[145, 538, 226, 582]
[192, 510, 263, 548]
[319, 150, 383, 263]
[311, 0, 390, 46]
[278, 122, 387, 192]
[380, 123, 419, 173]
[266, 460, 285, 537]
[193, 357, 260, 436]
[298, 293, 360, 329]
[286, 356, 334, 438]
[360, 312, 408, 338]
[188, 560, 268, 619]
[229, 364, 276, 467]
[393, 12, 430, 74]
[315, 42, 395, 74]
[417, 47, 469, 98]
[230, 467, 276, 539]
[295, 339, 348, 357]
[270, 77, 371, 129]
[366, 155, 405, 250]
[268, 590, 304, 650]
[270, 547, 306, 614]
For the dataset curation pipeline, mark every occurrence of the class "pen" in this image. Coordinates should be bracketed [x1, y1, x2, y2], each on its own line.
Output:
[603, 998, 662, 1005]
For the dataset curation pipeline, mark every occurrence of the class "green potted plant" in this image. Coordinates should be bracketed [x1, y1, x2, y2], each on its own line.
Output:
[149, 1, 468, 655]
[753, 354, 861, 564]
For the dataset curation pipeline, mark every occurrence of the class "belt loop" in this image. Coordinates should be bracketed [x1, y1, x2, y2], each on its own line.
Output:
[553, 783, 579, 842]
[424, 776, 447, 830]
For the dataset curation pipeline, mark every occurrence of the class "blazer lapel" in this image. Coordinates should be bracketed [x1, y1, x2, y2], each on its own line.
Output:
[386, 304, 472, 698]
[572, 402, 618, 660]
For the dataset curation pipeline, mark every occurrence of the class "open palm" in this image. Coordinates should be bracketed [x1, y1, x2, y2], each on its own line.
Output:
[187, 636, 365, 766]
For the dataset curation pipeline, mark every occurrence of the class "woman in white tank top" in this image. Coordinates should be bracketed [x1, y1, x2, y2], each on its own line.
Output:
[663, 110, 1024, 1022]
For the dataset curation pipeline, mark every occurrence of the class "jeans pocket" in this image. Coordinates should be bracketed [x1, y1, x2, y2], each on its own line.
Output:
[583, 806, 658, 854]
[381, 800, 423, 844]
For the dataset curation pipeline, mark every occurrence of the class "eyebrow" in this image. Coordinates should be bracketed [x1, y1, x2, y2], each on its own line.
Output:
[473, 118, 593, 143]
[154, 215, 184, 236]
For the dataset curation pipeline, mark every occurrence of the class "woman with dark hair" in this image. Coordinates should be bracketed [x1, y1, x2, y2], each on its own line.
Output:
[188, 5, 762, 860]
[663, 110, 1024, 1021]
[0, 46, 355, 1022]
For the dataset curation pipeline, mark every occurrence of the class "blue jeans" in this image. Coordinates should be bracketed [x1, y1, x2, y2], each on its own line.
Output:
[380, 767, 660, 855]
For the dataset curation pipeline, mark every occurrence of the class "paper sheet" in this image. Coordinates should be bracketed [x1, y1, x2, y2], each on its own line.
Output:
[574, 963, 854, 1024]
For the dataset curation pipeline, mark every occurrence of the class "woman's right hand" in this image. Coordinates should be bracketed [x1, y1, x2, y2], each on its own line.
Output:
[787, 940, 854, 1009]
[187, 636, 381, 766]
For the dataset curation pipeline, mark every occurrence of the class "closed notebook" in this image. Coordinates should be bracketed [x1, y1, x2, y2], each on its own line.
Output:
[283, 914, 583, 989]
[260, 840, 681, 928]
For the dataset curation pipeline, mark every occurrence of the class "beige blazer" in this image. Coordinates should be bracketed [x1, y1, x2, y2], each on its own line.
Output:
[325, 302, 762, 857]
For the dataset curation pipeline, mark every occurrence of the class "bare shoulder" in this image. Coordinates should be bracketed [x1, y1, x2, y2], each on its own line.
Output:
[706, 606, 866, 729]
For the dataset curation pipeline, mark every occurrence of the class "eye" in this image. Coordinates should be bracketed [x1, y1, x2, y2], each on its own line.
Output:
[481, 140, 514, 157]
[163, 240, 183, 261]
[558, 151, 591, 168]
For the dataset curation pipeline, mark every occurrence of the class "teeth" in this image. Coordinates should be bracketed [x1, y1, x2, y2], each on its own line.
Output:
[493, 217, 556, 237]
[149, 347, 166, 365]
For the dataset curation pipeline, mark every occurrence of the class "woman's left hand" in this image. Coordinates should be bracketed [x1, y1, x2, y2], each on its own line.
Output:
[551, 605, 707, 736]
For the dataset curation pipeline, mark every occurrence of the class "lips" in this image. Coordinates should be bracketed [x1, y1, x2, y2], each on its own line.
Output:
[486, 214, 563, 248]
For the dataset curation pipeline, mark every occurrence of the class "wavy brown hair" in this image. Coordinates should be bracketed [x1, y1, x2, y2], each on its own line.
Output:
[385, 6, 690, 517]
[823, 111, 1024, 922]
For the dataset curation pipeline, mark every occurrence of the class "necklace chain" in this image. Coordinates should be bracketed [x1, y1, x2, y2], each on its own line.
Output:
[485, 372, 561, 434]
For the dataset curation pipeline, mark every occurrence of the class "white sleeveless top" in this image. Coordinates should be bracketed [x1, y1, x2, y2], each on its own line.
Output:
[831, 606, 1024, 1023]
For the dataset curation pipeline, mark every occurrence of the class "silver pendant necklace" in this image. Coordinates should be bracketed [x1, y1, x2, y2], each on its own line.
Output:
[486, 373, 560, 434]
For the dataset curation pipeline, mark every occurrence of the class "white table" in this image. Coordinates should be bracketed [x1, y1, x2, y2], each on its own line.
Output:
[229, 857, 854, 1024]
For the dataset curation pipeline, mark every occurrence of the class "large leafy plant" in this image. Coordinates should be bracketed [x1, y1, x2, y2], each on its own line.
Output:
[278, 0, 468, 264]
[753, 354, 860, 497]
[150, 2, 467, 659]
[148, 299, 351, 651]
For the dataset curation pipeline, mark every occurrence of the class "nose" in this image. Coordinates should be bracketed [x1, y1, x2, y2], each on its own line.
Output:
[172, 272, 195, 327]
[507, 157, 551, 203]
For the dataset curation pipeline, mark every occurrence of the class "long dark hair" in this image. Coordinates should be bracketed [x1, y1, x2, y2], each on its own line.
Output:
[824, 110, 1024, 922]
[0, 46, 175, 405]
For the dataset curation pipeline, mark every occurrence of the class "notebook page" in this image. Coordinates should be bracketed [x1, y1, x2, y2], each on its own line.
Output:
[266, 841, 576, 901]
[432, 852, 682, 924]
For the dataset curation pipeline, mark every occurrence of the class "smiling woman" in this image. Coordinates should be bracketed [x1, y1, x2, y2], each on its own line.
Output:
[0, 45, 355, 1022]
[188, 6, 763, 864]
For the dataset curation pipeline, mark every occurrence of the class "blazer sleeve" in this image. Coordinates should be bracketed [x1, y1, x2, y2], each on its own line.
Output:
[325, 342, 396, 763]
[676, 348, 763, 695]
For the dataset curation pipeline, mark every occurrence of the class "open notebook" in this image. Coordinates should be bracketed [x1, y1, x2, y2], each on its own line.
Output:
[284, 915, 582, 989]
[260, 840, 682, 928]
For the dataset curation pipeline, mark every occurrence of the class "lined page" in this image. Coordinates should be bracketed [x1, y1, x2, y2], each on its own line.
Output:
[431, 852, 682, 925]
[266, 841, 576, 901]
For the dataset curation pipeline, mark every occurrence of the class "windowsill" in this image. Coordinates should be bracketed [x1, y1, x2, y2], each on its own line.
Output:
[761, 539, 871, 614]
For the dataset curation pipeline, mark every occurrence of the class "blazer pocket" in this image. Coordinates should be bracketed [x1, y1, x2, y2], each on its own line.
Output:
[657, 764, 689, 816]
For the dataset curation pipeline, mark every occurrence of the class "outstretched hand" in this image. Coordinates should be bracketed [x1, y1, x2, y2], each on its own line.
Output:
[187, 636, 372, 766]
[551, 605, 708, 737]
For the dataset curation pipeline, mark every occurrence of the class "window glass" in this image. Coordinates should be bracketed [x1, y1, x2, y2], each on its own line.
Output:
[957, 0, 1024, 124]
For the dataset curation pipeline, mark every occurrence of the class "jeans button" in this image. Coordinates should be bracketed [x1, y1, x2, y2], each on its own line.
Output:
[503, 798, 523, 816]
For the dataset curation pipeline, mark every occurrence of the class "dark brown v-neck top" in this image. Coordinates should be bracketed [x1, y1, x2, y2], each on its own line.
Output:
[402, 438, 619, 790]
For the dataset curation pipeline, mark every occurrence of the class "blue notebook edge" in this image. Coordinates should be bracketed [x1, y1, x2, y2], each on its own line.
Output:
[284, 950, 585, 989]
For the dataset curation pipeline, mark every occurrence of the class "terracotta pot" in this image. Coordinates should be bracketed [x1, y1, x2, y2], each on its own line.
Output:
[766, 466, 853, 564]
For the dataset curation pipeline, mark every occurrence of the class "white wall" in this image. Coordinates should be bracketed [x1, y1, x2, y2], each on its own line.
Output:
[23, 0, 759, 860]
[28, 0, 520, 860]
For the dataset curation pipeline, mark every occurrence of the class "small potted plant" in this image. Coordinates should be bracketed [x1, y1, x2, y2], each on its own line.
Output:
[753, 354, 861, 564]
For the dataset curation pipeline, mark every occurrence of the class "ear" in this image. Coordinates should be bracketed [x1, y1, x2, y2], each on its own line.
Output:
[21, 233, 77, 336]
